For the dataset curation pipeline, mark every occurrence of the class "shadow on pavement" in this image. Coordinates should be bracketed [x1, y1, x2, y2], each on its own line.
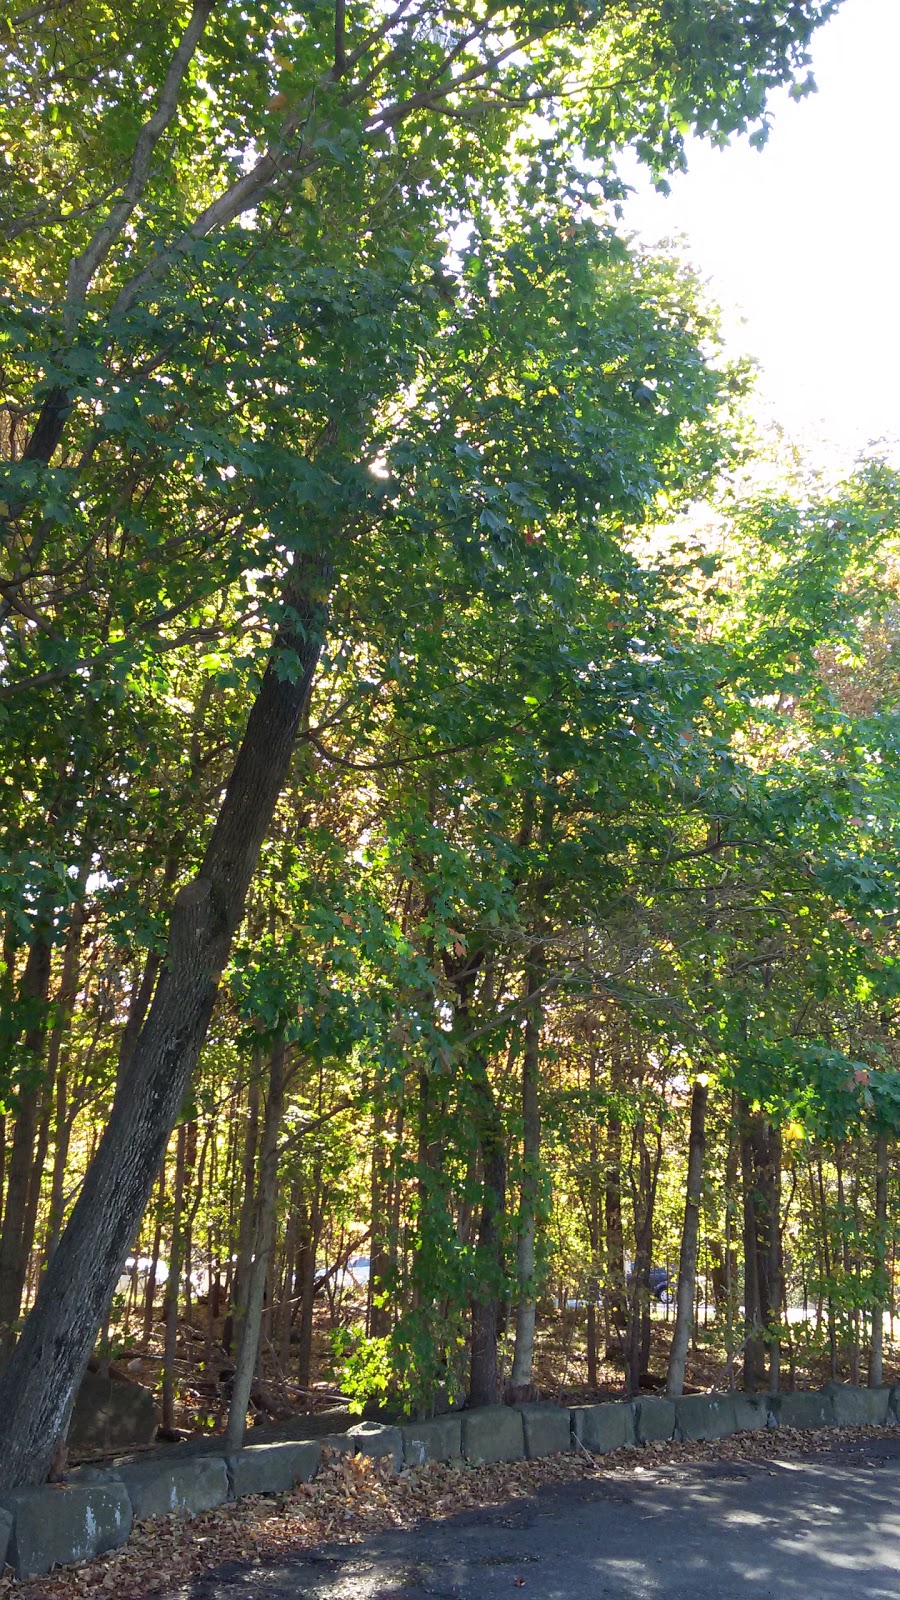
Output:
[173, 1434, 900, 1600]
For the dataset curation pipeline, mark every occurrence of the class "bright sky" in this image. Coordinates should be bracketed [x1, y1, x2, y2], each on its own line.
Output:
[621, 0, 900, 465]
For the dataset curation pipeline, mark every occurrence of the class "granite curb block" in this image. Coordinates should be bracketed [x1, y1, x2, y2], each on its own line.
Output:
[519, 1402, 573, 1459]
[227, 1439, 321, 1497]
[674, 1392, 737, 1441]
[110, 1454, 229, 1520]
[347, 1420, 404, 1473]
[461, 1404, 525, 1465]
[632, 1395, 677, 1444]
[571, 1399, 635, 1453]
[731, 1393, 771, 1433]
[0, 1483, 131, 1579]
[2, 1384, 898, 1578]
[318, 1430, 356, 1457]
[825, 1381, 892, 1427]
[766, 1388, 835, 1431]
[401, 1415, 463, 1465]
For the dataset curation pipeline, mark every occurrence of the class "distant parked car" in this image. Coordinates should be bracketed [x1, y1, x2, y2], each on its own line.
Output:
[566, 1265, 674, 1311]
[626, 1263, 675, 1306]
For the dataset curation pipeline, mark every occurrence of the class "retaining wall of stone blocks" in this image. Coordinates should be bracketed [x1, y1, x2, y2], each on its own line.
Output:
[2, 1381, 898, 1580]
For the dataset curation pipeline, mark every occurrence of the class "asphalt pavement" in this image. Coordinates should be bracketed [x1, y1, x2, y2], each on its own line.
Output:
[164, 1433, 900, 1600]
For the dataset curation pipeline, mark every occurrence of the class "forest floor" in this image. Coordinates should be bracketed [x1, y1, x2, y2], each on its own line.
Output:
[9, 1424, 900, 1600]
[98, 1299, 900, 1451]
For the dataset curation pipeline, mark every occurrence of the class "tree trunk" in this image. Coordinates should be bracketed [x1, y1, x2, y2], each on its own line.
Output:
[0, 569, 326, 1487]
[586, 1053, 602, 1391]
[225, 1038, 287, 1451]
[0, 926, 53, 1353]
[41, 900, 85, 1263]
[224, 1060, 262, 1355]
[666, 1079, 709, 1397]
[142, 1168, 166, 1346]
[181, 1120, 200, 1328]
[294, 1190, 320, 1390]
[468, 1050, 506, 1408]
[367, 1096, 392, 1339]
[20, 1094, 52, 1310]
[604, 1114, 627, 1350]
[869, 1129, 888, 1387]
[740, 1107, 764, 1392]
[161, 1124, 188, 1433]
[740, 1102, 780, 1391]
[509, 947, 544, 1396]
[625, 1118, 660, 1397]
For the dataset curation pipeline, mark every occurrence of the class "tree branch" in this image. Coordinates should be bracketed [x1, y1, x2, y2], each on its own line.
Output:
[334, 0, 347, 78]
[65, 0, 217, 312]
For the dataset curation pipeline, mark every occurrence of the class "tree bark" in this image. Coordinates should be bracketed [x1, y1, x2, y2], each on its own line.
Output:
[224, 1058, 262, 1355]
[294, 1185, 321, 1390]
[625, 1117, 660, 1397]
[740, 1102, 780, 1392]
[468, 1049, 506, 1408]
[740, 1106, 764, 1392]
[42, 901, 86, 1262]
[161, 1123, 188, 1433]
[585, 1053, 602, 1390]
[0, 926, 53, 1353]
[0, 569, 326, 1487]
[509, 946, 544, 1396]
[367, 1095, 392, 1340]
[225, 1038, 287, 1451]
[142, 1167, 166, 1345]
[869, 1129, 889, 1387]
[666, 1079, 709, 1397]
[604, 1112, 627, 1351]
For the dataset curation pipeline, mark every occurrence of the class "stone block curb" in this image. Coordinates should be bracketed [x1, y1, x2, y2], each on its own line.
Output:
[731, 1393, 771, 1433]
[2, 1383, 898, 1578]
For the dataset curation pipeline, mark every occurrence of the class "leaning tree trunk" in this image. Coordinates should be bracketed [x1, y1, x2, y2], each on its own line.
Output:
[666, 1078, 709, 1397]
[0, 569, 326, 1488]
[509, 945, 544, 1397]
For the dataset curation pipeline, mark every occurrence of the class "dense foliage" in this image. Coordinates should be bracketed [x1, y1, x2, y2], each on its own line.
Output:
[4, 0, 900, 1490]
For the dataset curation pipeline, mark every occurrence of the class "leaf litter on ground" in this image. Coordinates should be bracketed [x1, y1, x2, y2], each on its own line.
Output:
[1, 1424, 896, 1599]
